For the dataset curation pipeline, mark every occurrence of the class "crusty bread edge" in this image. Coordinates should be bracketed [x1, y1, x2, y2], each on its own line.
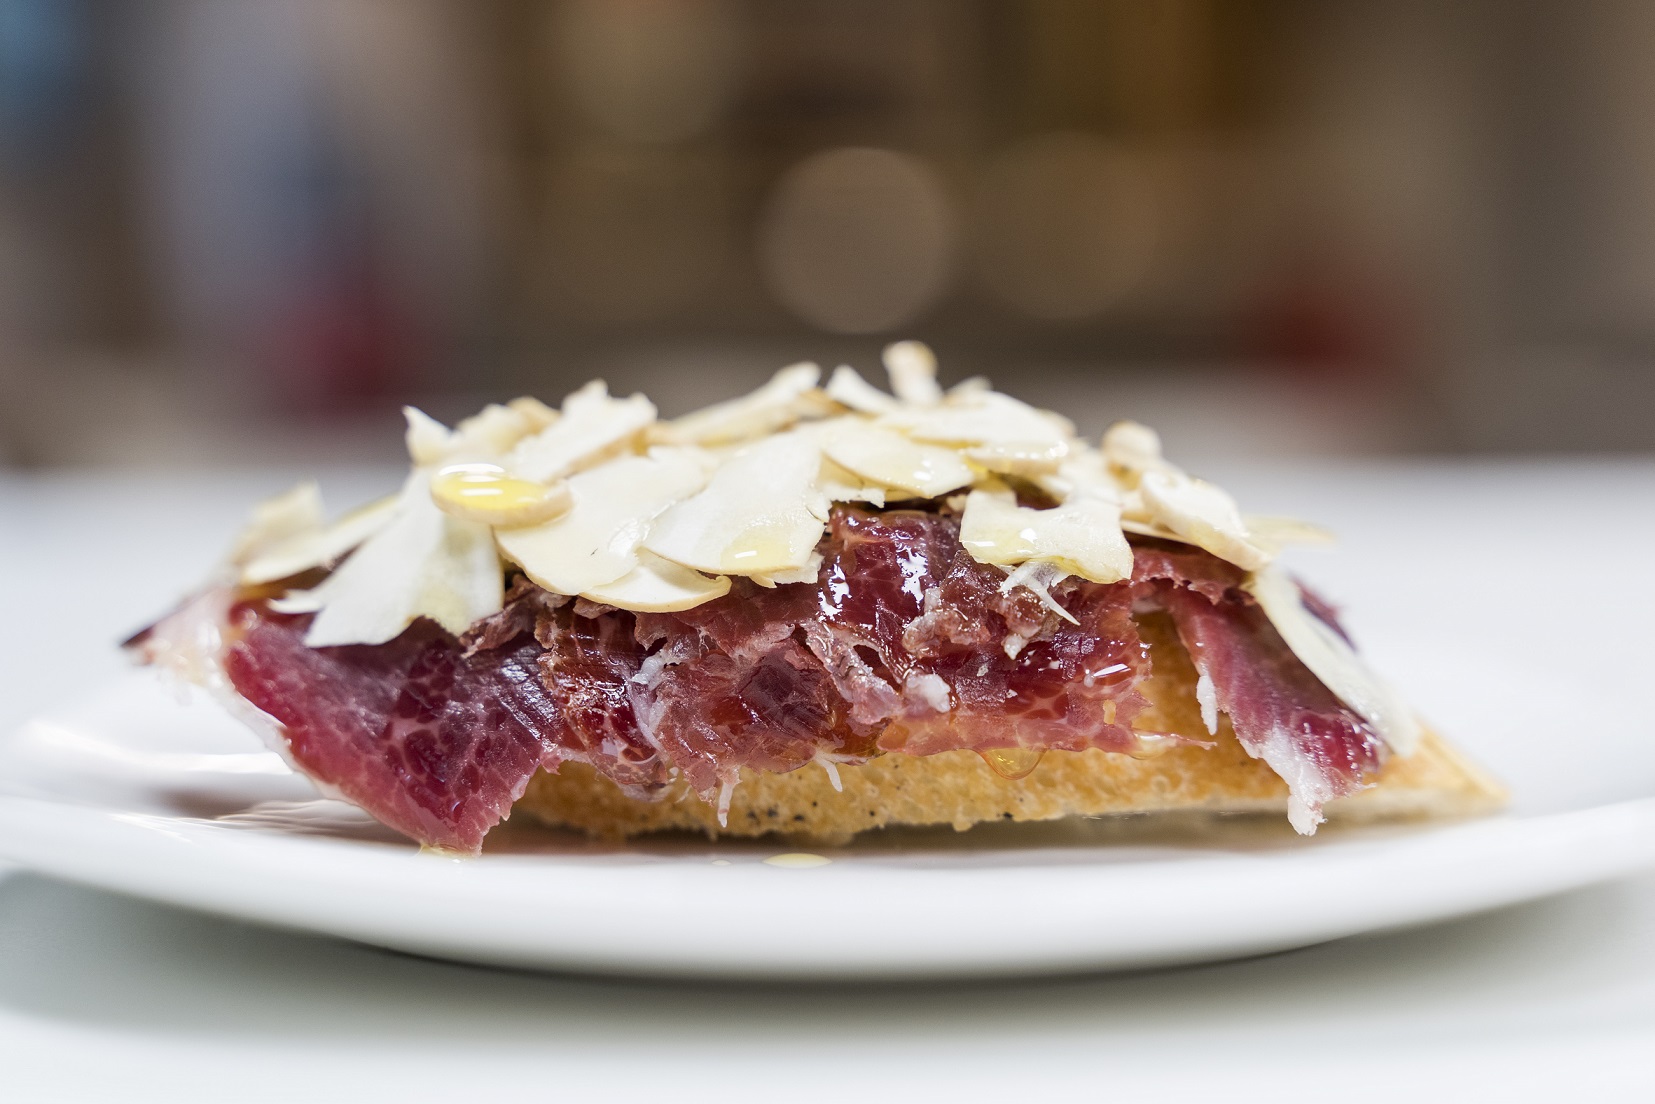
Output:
[514, 727, 1504, 845]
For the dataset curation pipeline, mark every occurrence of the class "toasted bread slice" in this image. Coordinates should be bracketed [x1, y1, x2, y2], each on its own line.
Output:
[513, 614, 1504, 843]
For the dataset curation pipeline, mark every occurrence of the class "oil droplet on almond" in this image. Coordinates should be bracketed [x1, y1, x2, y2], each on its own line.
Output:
[980, 747, 1044, 780]
[720, 518, 800, 572]
[430, 463, 571, 527]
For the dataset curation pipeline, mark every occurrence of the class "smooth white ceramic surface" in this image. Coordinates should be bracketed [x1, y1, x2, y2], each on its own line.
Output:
[3, 462, 1654, 980]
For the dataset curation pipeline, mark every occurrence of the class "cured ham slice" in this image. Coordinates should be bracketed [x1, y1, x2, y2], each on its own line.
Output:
[815, 511, 1154, 757]
[1145, 560, 1384, 833]
[223, 606, 561, 853]
[534, 606, 667, 790]
[210, 508, 1388, 851]
[639, 630, 868, 796]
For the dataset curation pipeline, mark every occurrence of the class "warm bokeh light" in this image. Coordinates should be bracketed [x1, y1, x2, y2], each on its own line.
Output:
[757, 147, 955, 335]
[2, 0, 1654, 463]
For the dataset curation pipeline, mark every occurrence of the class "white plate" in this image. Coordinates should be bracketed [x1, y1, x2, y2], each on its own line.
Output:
[2, 663, 1654, 981]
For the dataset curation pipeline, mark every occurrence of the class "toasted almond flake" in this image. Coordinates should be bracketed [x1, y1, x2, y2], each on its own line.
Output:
[230, 481, 325, 565]
[1138, 468, 1270, 571]
[579, 551, 731, 612]
[958, 485, 1132, 584]
[963, 439, 1068, 475]
[509, 381, 656, 483]
[820, 421, 975, 498]
[450, 402, 550, 458]
[495, 450, 712, 597]
[240, 494, 399, 585]
[1245, 515, 1336, 552]
[825, 364, 899, 415]
[1118, 515, 1184, 542]
[752, 551, 823, 588]
[1246, 565, 1421, 756]
[659, 362, 821, 445]
[1102, 419, 1276, 564]
[405, 402, 551, 468]
[817, 459, 888, 510]
[1031, 448, 1120, 503]
[404, 406, 455, 466]
[505, 395, 559, 430]
[882, 391, 1073, 465]
[643, 430, 827, 576]
[882, 340, 944, 405]
[287, 471, 503, 646]
[1101, 419, 1169, 481]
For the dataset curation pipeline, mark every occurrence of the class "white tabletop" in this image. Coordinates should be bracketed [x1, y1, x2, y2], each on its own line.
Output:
[3, 460, 1654, 1103]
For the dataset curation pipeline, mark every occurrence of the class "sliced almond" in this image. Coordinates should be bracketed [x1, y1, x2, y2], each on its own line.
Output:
[451, 401, 552, 458]
[287, 471, 503, 646]
[230, 481, 325, 565]
[752, 551, 823, 588]
[958, 485, 1133, 584]
[644, 429, 827, 576]
[1245, 515, 1336, 552]
[241, 494, 399, 585]
[579, 551, 730, 612]
[825, 364, 899, 415]
[882, 340, 943, 405]
[1031, 448, 1119, 503]
[495, 449, 712, 597]
[1118, 516, 1183, 542]
[405, 402, 554, 467]
[404, 406, 455, 467]
[659, 362, 821, 445]
[820, 420, 975, 498]
[509, 381, 656, 483]
[505, 395, 559, 430]
[274, 346, 1324, 652]
[963, 439, 1068, 475]
[882, 391, 1073, 472]
[817, 459, 888, 510]
[1138, 468, 1270, 571]
[1101, 419, 1169, 482]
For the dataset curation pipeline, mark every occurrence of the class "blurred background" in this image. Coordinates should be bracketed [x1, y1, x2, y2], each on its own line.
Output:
[2, 0, 1653, 470]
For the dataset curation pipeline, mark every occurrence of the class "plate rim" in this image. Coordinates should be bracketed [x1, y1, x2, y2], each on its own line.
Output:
[3, 790, 1654, 980]
[6, 671, 1655, 981]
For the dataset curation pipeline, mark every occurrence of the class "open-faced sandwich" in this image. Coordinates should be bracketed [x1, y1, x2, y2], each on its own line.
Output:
[131, 343, 1503, 853]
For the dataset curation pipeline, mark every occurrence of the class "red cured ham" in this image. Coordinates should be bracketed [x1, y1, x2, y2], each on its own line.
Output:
[812, 510, 1154, 757]
[209, 507, 1387, 851]
[535, 606, 666, 790]
[223, 606, 562, 853]
[1135, 544, 1384, 832]
[639, 630, 868, 796]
